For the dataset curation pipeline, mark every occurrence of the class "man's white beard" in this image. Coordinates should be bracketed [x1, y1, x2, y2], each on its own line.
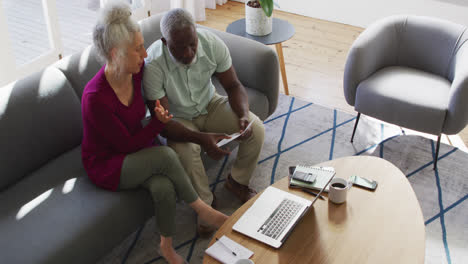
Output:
[169, 48, 197, 67]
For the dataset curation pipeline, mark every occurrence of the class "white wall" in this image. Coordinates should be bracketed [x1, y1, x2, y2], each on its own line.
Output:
[235, 0, 468, 28]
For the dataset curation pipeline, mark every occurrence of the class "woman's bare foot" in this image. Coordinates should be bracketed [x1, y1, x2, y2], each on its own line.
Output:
[160, 236, 185, 264]
[191, 198, 229, 228]
[209, 208, 229, 228]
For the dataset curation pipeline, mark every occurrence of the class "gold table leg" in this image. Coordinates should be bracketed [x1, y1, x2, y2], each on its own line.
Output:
[275, 42, 290, 95]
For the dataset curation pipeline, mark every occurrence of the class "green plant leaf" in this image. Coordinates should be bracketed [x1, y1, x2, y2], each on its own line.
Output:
[258, 0, 274, 17]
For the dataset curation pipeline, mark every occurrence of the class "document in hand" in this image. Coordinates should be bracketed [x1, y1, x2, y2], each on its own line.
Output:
[216, 120, 254, 147]
[289, 166, 336, 192]
[205, 235, 254, 264]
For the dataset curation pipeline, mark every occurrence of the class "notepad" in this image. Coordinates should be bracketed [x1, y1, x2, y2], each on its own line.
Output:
[205, 235, 254, 264]
[289, 166, 336, 192]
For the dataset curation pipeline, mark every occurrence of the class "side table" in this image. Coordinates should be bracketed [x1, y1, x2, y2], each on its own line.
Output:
[226, 18, 295, 95]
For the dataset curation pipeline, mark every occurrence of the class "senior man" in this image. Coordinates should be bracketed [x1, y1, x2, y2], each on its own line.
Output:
[143, 8, 265, 233]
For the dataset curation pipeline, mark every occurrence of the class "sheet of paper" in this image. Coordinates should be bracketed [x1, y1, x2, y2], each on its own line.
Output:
[205, 235, 254, 264]
[216, 120, 254, 147]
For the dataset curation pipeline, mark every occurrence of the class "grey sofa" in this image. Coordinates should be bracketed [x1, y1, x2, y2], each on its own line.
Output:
[344, 15, 468, 168]
[0, 13, 279, 264]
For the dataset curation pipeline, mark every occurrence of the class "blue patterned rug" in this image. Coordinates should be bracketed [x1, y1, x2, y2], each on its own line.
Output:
[99, 94, 468, 264]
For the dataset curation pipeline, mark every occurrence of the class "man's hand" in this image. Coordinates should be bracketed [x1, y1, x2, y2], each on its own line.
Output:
[199, 133, 232, 160]
[216, 66, 252, 140]
[154, 99, 173, 124]
[238, 116, 252, 140]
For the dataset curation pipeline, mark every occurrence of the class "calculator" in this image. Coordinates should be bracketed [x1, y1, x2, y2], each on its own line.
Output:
[292, 170, 317, 183]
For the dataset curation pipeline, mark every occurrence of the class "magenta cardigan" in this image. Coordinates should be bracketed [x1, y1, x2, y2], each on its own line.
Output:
[81, 65, 164, 190]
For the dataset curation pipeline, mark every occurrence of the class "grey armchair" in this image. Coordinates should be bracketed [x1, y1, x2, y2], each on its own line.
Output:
[344, 15, 468, 168]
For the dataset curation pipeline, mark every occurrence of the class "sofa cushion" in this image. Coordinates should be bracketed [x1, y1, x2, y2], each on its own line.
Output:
[54, 45, 104, 99]
[0, 147, 153, 264]
[139, 13, 164, 49]
[0, 67, 82, 190]
[212, 77, 269, 120]
[355, 66, 451, 135]
[205, 26, 279, 117]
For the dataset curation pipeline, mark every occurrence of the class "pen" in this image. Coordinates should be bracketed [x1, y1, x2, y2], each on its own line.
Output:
[216, 237, 237, 256]
[302, 188, 325, 200]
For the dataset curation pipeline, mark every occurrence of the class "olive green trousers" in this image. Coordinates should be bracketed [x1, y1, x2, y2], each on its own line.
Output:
[119, 146, 198, 237]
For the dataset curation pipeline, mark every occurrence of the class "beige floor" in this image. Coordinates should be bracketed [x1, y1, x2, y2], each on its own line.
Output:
[199, 1, 468, 149]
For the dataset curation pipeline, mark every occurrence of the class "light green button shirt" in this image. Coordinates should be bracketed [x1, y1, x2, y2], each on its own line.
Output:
[143, 28, 232, 120]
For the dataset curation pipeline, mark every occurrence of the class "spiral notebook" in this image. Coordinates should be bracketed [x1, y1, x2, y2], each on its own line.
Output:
[205, 235, 253, 263]
[288, 165, 336, 192]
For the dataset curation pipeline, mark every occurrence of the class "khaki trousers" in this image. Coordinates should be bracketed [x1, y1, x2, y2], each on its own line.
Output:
[168, 93, 265, 205]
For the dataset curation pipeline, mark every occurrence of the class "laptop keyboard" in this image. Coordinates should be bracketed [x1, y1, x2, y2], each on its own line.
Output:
[257, 198, 303, 240]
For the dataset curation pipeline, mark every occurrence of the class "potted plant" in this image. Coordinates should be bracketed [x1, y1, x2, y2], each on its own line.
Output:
[245, 0, 277, 36]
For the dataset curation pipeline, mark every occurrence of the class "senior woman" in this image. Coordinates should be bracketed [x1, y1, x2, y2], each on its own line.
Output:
[81, 2, 228, 263]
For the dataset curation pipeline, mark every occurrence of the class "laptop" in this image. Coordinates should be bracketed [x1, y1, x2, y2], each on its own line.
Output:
[232, 171, 335, 248]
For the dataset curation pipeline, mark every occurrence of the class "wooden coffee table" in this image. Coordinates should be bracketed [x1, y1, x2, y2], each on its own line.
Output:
[203, 156, 425, 264]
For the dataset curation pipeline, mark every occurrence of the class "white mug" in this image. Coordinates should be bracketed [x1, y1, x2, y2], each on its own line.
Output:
[328, 177, 353, 204]
[234, 259, 254, 264]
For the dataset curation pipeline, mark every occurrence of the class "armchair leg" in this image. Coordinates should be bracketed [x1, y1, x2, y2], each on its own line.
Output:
[351, 113, 361, 143]
[434, 135, 441, 170]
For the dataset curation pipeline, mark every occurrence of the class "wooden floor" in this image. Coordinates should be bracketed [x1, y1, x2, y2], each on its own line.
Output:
[199, 1, 468, 149]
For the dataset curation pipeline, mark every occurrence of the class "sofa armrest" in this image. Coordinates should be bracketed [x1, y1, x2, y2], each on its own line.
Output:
[201, 26, 280, 118]
[344, 15, 403, 106]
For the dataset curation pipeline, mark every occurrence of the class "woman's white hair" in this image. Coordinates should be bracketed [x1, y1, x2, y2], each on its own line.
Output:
[160, 8, 195, 39]
[93, 0, 140, 63]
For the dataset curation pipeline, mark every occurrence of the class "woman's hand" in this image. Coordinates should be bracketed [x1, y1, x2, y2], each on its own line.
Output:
[154, 99, 173, 124]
